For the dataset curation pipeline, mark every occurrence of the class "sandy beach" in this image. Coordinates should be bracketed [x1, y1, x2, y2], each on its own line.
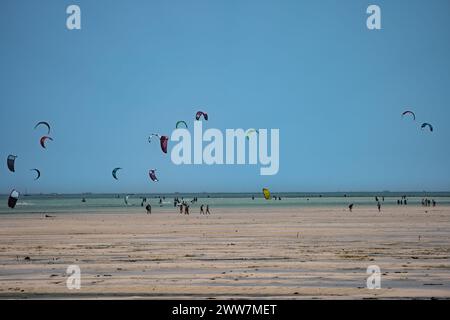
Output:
[0, 206, 449, 299]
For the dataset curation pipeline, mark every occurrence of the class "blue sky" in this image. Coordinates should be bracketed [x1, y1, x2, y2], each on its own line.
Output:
[1, 0, 449, 194]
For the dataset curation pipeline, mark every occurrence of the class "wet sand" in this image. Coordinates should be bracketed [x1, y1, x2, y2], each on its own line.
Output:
[0, 206, 449, 299]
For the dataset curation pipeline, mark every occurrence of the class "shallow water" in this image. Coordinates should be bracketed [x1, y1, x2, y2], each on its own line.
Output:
[1, 192, 449, 214]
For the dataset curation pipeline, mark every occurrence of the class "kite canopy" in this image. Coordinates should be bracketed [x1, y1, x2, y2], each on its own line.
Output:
[34, 121, 51, 134]
[262, 188, 271, 200]
[176, 121, 188, 129]
[160, 136, 168, 154]
[148, 133, 160, 143]
[402, 110, 416, 120]
[421, 123, 433, 132]
[148, 134, 168, 153]
[40, 136, 53, 149]
[245, 128, 259, 139]
[195, 111, 208, 121]
[8, 189, 19, 209]
[149, 169, 158, 182]
[30, 169, 41, 181]
[7, 155, 17, 172]
[112, 167, 122, 180]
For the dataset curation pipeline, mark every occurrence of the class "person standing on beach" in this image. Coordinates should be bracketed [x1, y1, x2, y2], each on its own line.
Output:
[185, 205, 190, 215]
[200, 204, 204, 215]
[206, 205, 211, 215]
[146, 204, 151, 214]
[377, 202, 381, 212]
[179, 204, 183, 214]
[349, 204, 354, 212]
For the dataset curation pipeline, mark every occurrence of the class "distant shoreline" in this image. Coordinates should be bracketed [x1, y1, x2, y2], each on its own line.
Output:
[2, 191, 450, 198]
[0, 190, 450, 199]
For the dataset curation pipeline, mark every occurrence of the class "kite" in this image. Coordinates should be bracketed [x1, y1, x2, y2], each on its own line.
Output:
[176, 121, 188, 129]
[402, 111, 416, 120]
[160, 136, 168, 154]
[7, 155, 17, 172]
[148, 133, 160, 143]
[262, 188, 270, 200]
[8, 189, 19, 209]
[149, 134, 168, 153]
[112, 167, 122, 180]
[30, 169, 41, 180]
[195, 111, 208, 121]
[421, 123, 433, 132]
[34, 121, 51, 134]
[40, 136, 53, 149]
[245, 129, 259, 139]
[149, 169, 158, 182]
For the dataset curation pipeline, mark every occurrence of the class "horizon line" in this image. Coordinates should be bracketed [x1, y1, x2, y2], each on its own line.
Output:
[3, 190, 450, 196]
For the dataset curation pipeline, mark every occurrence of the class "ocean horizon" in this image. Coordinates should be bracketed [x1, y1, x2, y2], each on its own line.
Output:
[3, 191, 450, 197]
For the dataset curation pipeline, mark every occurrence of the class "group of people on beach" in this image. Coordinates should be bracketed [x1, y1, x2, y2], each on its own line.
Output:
[396, 195, 408, 206]
[143, 196, 212, 215]
[174, 197, 192, 215]
[144, 197, 212, 215]
[200, 204, 211, 215]
[179, 202, 190, 214]
[396, 196, 407, 205]
[139, 193, 441, 216]
[177, 202, 211, 215]
[348, 195, 439, 213]
[422, 198, 436, 207]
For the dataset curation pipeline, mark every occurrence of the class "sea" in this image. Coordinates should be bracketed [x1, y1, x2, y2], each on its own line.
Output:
[1, 192, 450, 214]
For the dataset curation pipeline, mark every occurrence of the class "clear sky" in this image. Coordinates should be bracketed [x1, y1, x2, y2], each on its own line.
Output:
[1, 0, 449, 194]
